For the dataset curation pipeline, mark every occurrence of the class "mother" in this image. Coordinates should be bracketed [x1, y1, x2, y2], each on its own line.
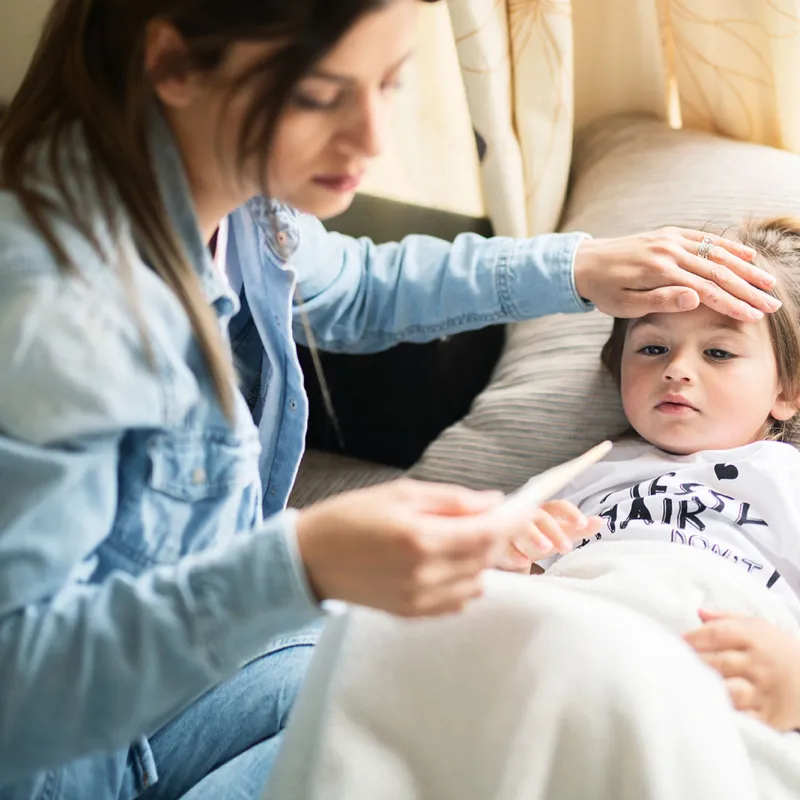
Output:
[0, 0, 778, 798]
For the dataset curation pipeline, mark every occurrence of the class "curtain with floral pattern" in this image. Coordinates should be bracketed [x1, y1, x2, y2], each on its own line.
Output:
[365, 0, 800, 236]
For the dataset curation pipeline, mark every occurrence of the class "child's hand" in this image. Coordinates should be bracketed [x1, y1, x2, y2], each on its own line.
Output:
[684, 610, 800, 732]
[495, 500, 603, 573]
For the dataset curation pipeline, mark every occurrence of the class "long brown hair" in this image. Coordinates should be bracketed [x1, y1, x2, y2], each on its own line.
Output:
[602, 217, 800, 442]
[0, 0, 438, 420]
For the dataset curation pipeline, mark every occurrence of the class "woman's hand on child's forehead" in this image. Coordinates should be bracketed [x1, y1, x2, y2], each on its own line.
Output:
[573, 227, 780, 322]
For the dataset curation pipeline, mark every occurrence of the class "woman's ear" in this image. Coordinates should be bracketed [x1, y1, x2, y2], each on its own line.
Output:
[144, 20, 200, 109]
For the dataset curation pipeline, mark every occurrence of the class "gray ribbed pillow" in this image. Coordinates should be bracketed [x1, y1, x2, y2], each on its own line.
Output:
[410, 114, 800, 492]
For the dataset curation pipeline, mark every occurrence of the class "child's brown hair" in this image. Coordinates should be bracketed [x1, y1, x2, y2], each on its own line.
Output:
[601, 217, 800, 443]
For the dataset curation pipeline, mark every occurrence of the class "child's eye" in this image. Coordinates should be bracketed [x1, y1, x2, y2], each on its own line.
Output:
[638, 345, 668, 356]
[705, 348, 736, 360]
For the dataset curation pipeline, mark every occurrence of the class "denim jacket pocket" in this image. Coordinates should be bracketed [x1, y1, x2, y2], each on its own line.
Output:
[106, 423, 260, 569]
[148, 429, 258, 503]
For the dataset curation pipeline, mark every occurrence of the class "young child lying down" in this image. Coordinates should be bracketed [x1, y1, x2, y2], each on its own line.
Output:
[527, 217, 800, 732]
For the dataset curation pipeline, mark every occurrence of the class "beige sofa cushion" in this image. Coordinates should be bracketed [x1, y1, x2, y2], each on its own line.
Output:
[289, 451, 403, 508]
[410, 114, 800, 492]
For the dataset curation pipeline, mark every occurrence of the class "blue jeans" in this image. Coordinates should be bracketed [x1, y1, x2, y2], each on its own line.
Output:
[1, 627, 319, 800]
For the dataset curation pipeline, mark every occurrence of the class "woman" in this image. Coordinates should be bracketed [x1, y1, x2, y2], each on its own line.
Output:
[0, 0, 777, 798]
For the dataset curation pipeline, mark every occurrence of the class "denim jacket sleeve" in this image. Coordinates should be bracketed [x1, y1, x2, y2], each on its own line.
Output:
[0, 269, 320, 782]
[291, 214, 591, 354]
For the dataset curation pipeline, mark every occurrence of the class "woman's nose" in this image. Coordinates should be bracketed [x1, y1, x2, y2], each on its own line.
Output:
[342, 92, 386, 159]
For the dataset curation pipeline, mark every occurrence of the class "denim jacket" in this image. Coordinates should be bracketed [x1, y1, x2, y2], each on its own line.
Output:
[0, 110, 590, 788]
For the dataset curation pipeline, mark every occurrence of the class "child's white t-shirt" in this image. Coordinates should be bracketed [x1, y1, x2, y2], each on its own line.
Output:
[540, 439, 800, 615]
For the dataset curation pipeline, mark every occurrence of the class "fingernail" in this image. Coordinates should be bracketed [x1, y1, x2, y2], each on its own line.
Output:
[767, 297, 782, 311]
[577, 515, 588, 529]
[558, 538, 574, 555]
[762, 273, 777, 286]
[678, 291, 697, 310]
[749, 309, 764, 320]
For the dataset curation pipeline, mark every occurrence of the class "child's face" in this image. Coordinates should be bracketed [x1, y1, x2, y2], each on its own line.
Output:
[620, 305, 797, 454]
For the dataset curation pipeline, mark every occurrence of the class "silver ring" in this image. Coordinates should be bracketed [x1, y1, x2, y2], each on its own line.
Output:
[697, 235, 714, 260]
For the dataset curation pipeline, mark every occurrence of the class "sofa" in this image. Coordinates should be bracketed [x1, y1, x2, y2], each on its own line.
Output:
[289, 113, 800, 508]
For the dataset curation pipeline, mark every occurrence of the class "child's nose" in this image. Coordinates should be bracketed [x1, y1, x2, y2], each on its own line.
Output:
[662, 354, 695, 383]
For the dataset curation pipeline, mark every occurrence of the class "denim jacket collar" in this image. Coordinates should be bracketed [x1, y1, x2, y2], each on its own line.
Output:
[148, 109, 239, 320]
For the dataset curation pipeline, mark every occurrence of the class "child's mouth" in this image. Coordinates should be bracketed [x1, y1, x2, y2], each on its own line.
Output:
[656, 401, 698, 415]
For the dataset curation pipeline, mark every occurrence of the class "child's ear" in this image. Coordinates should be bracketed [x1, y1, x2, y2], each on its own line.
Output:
[771, 390, 800, 422]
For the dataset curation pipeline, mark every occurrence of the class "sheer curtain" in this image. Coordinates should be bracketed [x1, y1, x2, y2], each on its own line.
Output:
[365, 0, 800, 235]
[658, 0, 800, 150]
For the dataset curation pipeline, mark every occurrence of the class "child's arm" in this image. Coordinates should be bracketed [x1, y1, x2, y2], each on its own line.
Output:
[684, 610, 800, 732]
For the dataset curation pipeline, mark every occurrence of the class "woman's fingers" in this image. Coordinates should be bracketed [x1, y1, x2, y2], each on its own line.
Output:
[575, 227, 780, 321]
[680, 229, 767, 277]
[403, 479, 505, 516]
[415, 553, 497, 589]
[674, 237, 780, 315]
[637, 266, 768, 323]
[406, 577, 486, 617]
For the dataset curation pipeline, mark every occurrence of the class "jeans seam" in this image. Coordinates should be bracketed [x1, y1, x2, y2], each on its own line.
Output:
[246, 641, 316, 667]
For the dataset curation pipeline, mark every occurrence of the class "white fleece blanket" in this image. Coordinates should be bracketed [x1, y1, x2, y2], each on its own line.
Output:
[265, 542, 800, 800]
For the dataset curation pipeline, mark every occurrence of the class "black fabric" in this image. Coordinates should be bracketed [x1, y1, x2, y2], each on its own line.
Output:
[298, 327, 505, 469]
[298, 196, 502, 469]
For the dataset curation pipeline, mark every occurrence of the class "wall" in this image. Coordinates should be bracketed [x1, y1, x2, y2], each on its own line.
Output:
[0, 0, 51, 102]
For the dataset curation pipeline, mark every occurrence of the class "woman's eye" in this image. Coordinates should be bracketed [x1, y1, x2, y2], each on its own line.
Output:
[380, 79, 404, 94]
[638, 345, 667, 356]
[706, 348, 736, 360]
[292, 92, 342, 111]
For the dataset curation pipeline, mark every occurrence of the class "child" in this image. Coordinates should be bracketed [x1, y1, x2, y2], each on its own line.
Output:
[536, 217, 800, 732]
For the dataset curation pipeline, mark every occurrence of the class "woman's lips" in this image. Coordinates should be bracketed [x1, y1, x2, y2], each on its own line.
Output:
[312, 173, 363, 193]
